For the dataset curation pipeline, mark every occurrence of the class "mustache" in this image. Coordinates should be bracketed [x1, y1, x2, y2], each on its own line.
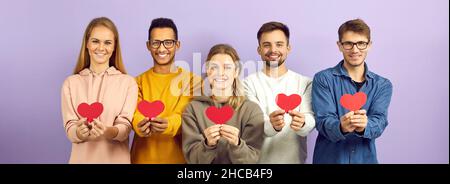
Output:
[265, 51, 281, 57]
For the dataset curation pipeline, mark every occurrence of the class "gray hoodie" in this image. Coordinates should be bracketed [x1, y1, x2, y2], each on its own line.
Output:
[182, 96, 264, 164]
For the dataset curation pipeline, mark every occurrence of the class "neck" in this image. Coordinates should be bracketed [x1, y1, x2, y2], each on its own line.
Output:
[343, 61, 366, 82]
[90, 61, 109, 74]
[212, 88, 233, 103]
[153, 62, 177, 74]
[213, 95, 231, 103]
[263, 63, 288, 78]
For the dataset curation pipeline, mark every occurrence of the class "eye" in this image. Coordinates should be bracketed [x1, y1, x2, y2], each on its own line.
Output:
[276, 43, 283, 47]
[105, 41, 113, 45]
[92, 40, 99, 43]
[208, 65, 218, 70]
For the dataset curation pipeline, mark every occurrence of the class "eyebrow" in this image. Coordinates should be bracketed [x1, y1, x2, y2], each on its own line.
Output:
[262, 41, 285, 44]
[90, 38, 113, 42]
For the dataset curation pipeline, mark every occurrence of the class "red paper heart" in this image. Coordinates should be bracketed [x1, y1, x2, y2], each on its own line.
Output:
[137, 100, 165, 118]
[77, 102, 103, 123]
[276, 93, 302, 112]
[340, 92, 367, 111]
[205, 105, 234, 125]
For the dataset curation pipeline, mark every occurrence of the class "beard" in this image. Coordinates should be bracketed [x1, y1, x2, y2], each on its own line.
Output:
[264, 59, 285, 68]
[263, 51, 285, 68]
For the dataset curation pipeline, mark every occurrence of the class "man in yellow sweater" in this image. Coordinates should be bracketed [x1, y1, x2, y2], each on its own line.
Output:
[131, 18, 201, 163]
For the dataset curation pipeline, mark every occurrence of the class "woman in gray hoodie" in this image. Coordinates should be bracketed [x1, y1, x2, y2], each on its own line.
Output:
[182, 44, 264, 164]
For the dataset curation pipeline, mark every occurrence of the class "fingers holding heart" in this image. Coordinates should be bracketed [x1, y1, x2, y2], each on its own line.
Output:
[220, 125, 240, 146]
[150, 117, 168, 133]
[90, 119, 105, 138]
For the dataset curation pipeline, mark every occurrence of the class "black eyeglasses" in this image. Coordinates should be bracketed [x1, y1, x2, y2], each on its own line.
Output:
[340, 41, 370, 50]
[148, 39, 177, 49]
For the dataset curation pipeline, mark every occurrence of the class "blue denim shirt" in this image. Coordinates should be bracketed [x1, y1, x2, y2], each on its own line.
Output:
[312, 60, 393, 164]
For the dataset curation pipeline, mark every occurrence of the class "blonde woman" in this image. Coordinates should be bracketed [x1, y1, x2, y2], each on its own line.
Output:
[61, 17, 138, 163]
[182, 44, 264, 164]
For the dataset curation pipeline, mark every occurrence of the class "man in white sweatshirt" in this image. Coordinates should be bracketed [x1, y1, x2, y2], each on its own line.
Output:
[243, 21, 315, 164]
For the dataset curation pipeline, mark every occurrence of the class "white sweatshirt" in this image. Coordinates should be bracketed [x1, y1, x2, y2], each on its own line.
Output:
[243, 70, 315, 164]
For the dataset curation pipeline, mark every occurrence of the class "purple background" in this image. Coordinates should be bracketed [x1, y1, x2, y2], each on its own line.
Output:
[0, 0, 448, 164]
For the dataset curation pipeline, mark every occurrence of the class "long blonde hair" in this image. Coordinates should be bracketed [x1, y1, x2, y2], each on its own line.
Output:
[73, 17, 126, 74]
[206, 44, 245, 109]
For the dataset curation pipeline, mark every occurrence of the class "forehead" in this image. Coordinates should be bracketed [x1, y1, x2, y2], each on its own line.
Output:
[151, 27, 176, 40]
[90, 26, 115, 40]
[341, 31, 369, 42]
[260, 30, 287, 43]
[209, 54, 235, 65]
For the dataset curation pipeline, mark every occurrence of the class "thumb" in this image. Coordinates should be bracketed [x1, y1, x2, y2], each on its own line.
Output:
[77, 118, 87, 125]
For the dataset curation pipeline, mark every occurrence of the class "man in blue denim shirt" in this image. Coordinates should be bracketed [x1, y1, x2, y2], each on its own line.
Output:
[312, 19, 393, 164]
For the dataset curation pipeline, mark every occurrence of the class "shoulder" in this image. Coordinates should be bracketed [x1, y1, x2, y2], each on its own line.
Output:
[312, 67, 336, 86]
[135, 68, 152, 80]
[369, 72, 393, 89]
[239, 99, 263, 113]
[313, 67, 334, 80]
[244, 71, 261, 83]
[62, 74, 81, 87]
[288, 70, 312, 84]
[118, 74, 138, 86]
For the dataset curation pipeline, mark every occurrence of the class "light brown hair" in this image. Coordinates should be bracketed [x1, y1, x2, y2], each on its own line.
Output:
[206, 44, 245, 109]
[257, 21, 290, 44]
[73, 17, 126, 74]
[338, 19, 371, 42]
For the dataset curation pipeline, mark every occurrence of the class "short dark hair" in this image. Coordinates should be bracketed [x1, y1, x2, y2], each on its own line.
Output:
[338, 19, 371, 42]
[148, 18, 178, 40]
[257, 21, 290, 44]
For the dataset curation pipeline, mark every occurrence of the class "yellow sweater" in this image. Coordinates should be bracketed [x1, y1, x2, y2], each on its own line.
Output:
[131, 67, 201, 164]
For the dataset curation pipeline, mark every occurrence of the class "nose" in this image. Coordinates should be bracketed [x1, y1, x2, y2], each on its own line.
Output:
[268, 45, 275, 53]
[98, 43, 105, 51]
[351, 44, 360, 52]
[157, 44, 167, 53]
[217, 67, 225, 76]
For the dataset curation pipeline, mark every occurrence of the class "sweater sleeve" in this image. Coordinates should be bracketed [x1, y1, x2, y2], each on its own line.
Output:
[243, 77, 278, 137]
[61, 78, 83, 143]
[357, 79, 393, 139]
[131, 77, 147, 137]
[112, 77, 138, 142]
[312, 73, 346, 142]
[162, 74, 202, 137]
[295, 79, 316, 137]
[228, 102, 264, 164]
[182, 103, 218, 164]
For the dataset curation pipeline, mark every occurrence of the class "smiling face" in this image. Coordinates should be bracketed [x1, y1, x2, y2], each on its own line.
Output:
[338, 31, 372, 67]
[207, 54, 238, 93]
[257, 30, 291, 68]
[86, 26, 115, 65]
[147, 27, 180, 66]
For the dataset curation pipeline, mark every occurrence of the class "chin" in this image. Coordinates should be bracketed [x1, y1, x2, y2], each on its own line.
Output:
[154, 56, 173, 65]
[92, 60, 109, 65]
[346, 59, 364, 67]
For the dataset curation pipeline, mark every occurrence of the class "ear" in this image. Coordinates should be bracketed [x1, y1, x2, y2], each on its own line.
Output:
[366, 41, 372, 51]
[337, 41, 344, 52]
[234, 67, 240, 78]
[257, 45, 262, 55]
[175, 40, 181, 51]
[287, 44, 292, 53]
[146, 41, 152, 51]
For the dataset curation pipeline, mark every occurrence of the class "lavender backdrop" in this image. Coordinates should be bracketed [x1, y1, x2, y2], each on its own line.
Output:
[0, 0, 448, 164]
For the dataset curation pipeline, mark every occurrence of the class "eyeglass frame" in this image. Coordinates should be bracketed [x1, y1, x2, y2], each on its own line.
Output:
[339, 41, 370, 50]
[147, 39, 178, 49]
